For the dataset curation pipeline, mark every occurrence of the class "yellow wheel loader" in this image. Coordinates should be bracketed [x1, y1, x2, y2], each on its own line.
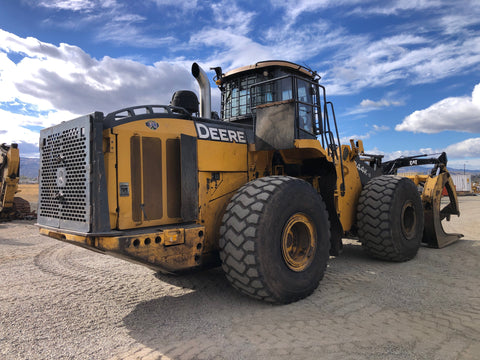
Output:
[1, 143, 31, 219]
[37, 61, 462, 304]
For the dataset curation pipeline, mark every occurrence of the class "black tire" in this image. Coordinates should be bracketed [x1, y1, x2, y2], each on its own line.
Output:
[219, 176, 331, 304]
[357, 175, 424, 262]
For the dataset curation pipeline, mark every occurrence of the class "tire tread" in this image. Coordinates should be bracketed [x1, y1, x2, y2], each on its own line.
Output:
[219, 176, 328, 303]
[357, 175, 421, 262]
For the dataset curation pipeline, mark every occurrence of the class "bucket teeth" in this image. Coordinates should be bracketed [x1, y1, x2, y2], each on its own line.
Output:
[421, 171, 463, 248]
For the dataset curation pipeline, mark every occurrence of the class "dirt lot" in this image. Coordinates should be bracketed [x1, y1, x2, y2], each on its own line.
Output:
[16, 183, 39, 211]
[1, 197, 479, 360]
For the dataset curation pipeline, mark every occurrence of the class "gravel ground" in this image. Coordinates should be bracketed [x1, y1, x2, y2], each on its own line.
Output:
[1, 196, 479, 360]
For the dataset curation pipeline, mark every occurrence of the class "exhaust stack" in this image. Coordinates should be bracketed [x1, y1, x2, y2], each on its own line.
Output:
[191, 63, 211, 118]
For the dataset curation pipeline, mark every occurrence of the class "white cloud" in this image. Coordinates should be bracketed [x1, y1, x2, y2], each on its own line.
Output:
[29, 1, 178, 47]
[265, 23, 361, 65]
[351, 0, 444, 16]
[18, 0, 480, 94]
[396, 83, 480, 133]
[360, 99, 402, 108]
[444, 137, 480, 158]
[323, 32, 480, 94]
[151, 0, 198, 10]
[0, 29, 195, 109]
[190, 29, 273, 70]
[270, 0, 363, 24]
[35, 0, 97, 11]
[191, 20, 363, 75]
[32, 0, 118, 12]
[0, 108, 77, 148]
[95, 15, 176, 47]
[0, 30, 199, 149]
[259, 2, 480, 95]
[210, 1, 256, 36]
[439, 12, 480, 35]
[340, 123, 390, 144]
[345, 97, 404, 115]
[372, 124, 390, 132]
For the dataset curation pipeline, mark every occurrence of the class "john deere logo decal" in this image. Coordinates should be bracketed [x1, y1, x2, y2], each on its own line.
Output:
[195, 123, 247, 143]
[146, 120, 159, 130]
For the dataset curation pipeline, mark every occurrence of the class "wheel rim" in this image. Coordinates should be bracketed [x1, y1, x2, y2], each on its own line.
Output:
[401, 200, 416, 240]
[281, 213, 316, 272]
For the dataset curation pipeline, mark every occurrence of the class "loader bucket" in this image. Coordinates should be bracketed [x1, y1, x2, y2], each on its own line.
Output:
[421, 172, 463, 248]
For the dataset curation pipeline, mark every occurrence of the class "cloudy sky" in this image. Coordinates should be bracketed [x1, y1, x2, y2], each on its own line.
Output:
[0, 0, 479, 169]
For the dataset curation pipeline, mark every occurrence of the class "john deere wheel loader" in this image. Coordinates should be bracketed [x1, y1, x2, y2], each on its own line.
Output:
[37, 61, 462, 304]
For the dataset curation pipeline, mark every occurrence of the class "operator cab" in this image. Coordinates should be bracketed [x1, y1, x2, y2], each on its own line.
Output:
[217, 61, 324, 150]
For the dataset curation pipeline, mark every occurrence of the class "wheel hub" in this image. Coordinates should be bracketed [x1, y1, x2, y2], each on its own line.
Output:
[401, 200, 416, 240]
[281, 213, 316, 272]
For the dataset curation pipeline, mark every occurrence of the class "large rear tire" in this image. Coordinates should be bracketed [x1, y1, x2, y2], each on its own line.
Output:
[219, 176, 331, 304]
[357, 175, 424, 262]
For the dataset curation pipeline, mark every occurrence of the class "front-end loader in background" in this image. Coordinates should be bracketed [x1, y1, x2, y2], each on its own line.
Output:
[36, 61, 462, 304]
[1, 143, 32, 220]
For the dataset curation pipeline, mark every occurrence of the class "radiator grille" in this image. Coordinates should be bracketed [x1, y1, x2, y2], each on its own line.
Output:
[38, 115, 91, 232]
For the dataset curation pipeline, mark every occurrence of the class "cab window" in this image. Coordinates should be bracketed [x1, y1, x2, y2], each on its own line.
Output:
[297, 79, 315, 134]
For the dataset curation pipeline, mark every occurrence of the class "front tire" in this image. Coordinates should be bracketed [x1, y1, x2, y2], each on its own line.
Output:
[357, 175, 424, 262]
[219, 176, 331, 304]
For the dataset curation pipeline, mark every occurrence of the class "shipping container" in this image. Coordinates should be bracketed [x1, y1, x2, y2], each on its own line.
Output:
[451, 174, 472, 193]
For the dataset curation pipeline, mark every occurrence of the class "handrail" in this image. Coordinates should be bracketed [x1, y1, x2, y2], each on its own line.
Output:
[105, 104, 192, 122]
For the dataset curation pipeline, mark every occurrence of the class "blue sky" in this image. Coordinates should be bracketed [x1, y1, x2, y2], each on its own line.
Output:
[0, 0, 479, 169]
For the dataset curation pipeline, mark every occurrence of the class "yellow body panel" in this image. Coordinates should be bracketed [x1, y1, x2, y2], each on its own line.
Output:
[107, 118, 197, 230]
[198, 171, 248, 252]
[248, 150, 274, 178]
[292, 139, 330, 160]
[1, 178, 19, 209]
[198, 140, 247, 172]
[1, 146, 20, 211]
[104, 132, 118, 229]
[6, 146, 20, 176]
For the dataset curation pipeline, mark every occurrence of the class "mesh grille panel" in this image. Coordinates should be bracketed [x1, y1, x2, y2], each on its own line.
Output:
[38, 115, 91, 232]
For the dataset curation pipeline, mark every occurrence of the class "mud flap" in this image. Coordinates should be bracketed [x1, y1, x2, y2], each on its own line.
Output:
[422, 172, 463, 248]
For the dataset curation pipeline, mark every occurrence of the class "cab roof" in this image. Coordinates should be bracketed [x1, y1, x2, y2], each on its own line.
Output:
[223, 60, 318, 80]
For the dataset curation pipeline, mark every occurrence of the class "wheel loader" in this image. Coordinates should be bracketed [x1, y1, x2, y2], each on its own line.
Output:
[1, 143, 32, 220]
[37, 61, 462, 304]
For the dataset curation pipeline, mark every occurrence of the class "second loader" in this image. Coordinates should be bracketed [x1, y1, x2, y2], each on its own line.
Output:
[1, 143, 32, 220]
[36, 60, 462, 303]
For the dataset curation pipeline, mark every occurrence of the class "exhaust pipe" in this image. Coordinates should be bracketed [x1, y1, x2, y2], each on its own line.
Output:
[191, 62, 211, 118]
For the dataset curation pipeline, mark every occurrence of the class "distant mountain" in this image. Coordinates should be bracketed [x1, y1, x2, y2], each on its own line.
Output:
[392, 166, 480, 175]
[20, 157, 40, 179]
[448, 168, 480, 175]
[17, 157, 480, 181]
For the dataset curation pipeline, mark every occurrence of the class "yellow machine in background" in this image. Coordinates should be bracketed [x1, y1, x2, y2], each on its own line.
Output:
[0, 143, 32, 219]
[0, 143, 20, 218]
[37, 61, 461, 304]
